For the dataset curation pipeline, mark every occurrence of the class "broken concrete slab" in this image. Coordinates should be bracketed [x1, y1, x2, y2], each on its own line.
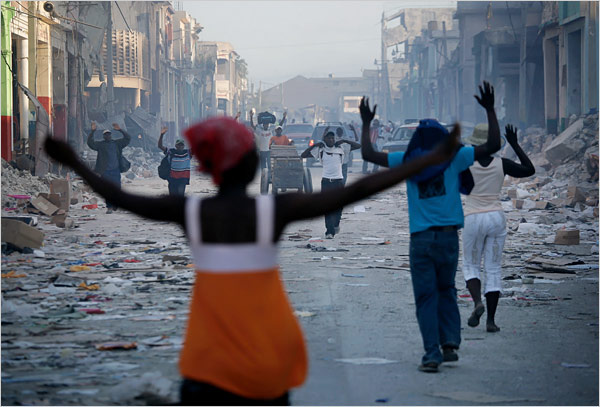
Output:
[545, 118, 585, 165]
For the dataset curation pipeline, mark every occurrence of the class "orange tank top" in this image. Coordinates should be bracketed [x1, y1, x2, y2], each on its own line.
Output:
[179, 195, 307, 399]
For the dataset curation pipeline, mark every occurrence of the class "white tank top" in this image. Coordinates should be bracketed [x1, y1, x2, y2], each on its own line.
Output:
[464, 157, 505, 216]
[184, 195, 278, 271]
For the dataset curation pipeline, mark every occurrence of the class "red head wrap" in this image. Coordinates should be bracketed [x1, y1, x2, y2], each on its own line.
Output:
[184, 117, 255, 185]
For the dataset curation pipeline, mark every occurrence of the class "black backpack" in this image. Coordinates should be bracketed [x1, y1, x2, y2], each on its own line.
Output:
[158, 153, 170, 180]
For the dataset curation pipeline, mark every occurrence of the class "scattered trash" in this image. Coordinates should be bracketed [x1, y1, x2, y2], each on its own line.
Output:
[294, 310, 316, 318]
[560, 362, 591, 368]
[70, 265, 91, 272]
[429, 391, 545, 404]
[78, 308, 106, 315]
[2, 271, 27, 278]
[358, 237, 391, 245]
[353, 205, 366, 213]
[78, 282, 100, 291]
[334, 358, 398, 365]
[95, 341, 138, 351]
[341, 273, 365, 278]
[82, 204, 98, 210]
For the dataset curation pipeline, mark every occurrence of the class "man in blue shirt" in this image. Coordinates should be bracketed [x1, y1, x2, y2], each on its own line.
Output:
[361, 81, 501, 373]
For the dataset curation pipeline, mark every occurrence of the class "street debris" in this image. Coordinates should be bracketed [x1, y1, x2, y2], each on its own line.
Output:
[334, 358, 398, 365]
[429, 391, 545, 404]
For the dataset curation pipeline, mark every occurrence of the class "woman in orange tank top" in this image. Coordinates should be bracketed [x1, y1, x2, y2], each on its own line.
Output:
[44, 99, 460, 405]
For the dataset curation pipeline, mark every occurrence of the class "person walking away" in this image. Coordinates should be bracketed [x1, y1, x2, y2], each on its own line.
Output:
[462, 123, 535, 332]
[301, 126, 361, 238]
[361, 81, 502, 373]
[269, 125, 293, 147]
[362, 119, 382, 174]
[45, 102, 459, 405]
[87, 121, 131, 213]
[335, 127, 354, 185]
[158, 126, 191, 196]
[250, 111, 287, 176]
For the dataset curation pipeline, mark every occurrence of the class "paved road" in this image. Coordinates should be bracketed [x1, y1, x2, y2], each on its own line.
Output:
[1, 159, 598, 405]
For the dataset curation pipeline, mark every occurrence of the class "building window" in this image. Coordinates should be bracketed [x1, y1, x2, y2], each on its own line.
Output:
[217, 58, 230, 79]
[559, 2, 580, 22]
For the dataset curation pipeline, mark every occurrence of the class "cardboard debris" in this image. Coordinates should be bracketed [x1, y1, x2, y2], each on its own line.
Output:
[554, 230, 580, 245]
[1, 218, 45, 249]
[31, 195, 59, 217]
[50, 179, 72, 211]
[534, 201, 550, 210]
[38, 192, 62, 208]
[95, 341, 138, 351]
[513, 199, 524, 209]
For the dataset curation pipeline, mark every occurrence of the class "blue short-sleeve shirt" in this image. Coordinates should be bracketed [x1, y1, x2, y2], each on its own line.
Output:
[388, 146, 475, 233]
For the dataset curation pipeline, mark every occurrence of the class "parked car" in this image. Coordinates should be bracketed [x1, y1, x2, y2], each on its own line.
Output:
[381, 121, 452, 154]
[282, 123, 314, 153]
[380, 122, 418, 154]
[306, 122, 359, 166]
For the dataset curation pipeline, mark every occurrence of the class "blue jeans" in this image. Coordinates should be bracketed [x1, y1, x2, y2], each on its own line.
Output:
[101, 168, 121, 210]
[409, 228, 461, 365]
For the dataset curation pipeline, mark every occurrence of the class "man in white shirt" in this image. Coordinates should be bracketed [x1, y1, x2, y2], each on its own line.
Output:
[249, 111, 287, 176]
[301, 127, 360, 238]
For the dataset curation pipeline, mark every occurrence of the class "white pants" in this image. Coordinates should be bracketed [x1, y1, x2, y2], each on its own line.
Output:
[462, 211, 507, 294]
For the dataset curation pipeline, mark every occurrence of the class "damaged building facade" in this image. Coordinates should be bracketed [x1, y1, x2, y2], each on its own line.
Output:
[387, 1, 598, 133]
[1, 1, 248, 172]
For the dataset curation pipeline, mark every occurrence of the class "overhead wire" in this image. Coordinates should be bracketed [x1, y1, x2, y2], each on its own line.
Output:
[114, 1, 133, 33]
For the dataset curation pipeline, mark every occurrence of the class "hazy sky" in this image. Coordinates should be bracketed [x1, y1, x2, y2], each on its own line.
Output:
[183, 1, 457, 91]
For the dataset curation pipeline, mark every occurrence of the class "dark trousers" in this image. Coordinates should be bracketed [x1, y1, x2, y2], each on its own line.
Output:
[101, 168, 121, 210]
[321, 178, 344, 235]
[180, 379, 289, 406]
[168, 178, 188, 196]
[259, 151, 271, 171]
[409, 228, 461, 365]
[362, 145, 379, 173]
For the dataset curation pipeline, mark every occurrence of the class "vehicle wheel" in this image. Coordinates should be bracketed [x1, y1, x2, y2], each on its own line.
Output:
[303, 167, 313, 193]
[260, 168, 269, 194]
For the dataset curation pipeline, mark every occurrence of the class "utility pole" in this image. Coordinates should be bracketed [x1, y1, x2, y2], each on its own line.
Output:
[106, 1, 114, 117]
[380, 12, 388, 121]
[28, 1, 38, 154]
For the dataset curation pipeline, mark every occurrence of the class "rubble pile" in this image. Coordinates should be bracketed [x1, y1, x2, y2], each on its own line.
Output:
[122, 147, 164, 180]
[1, 159, 52, 208]
[514, 113, 599, 184]
[501, 112, 599, 248]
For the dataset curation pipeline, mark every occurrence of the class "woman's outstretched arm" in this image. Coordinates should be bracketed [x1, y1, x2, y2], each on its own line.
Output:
[45, 137, 185, 225]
